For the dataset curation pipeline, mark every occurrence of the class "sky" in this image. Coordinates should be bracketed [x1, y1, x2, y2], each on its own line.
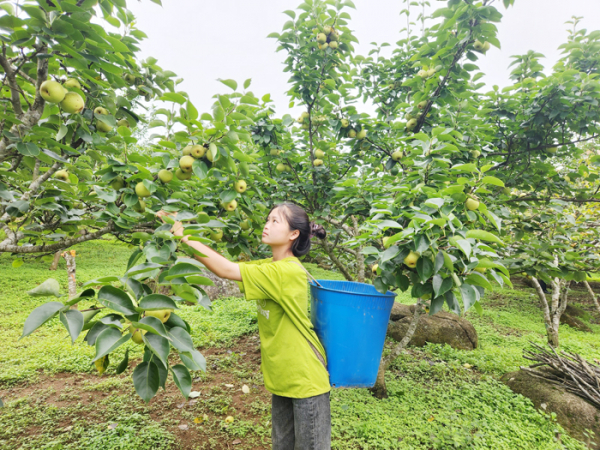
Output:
[123, 0, 600, 119]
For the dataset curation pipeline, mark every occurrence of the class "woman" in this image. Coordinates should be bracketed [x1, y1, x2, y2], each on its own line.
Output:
[159, 202, 331, 449]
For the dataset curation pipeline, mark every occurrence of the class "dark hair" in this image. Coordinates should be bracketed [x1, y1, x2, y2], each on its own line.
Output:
[267, 202, 326, 257]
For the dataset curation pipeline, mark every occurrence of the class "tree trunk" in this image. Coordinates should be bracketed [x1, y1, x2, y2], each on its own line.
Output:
[49, 250, 62, 271]
[583, 280, 600, 316]
[62, 250, 78, 310]
[531, 277, 570, 348]
[369, 298, 425, 399]
[356, 245, 365, 283]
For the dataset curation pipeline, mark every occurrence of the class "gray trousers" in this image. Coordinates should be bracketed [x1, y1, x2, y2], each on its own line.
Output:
[271, 391, 331, 450]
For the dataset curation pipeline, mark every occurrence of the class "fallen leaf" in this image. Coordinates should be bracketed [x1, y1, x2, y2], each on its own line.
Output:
[63, 426, 72, 432]
[427, 416, 435, 422]
[176, 402, 186, 409]
[224, 384, 234, 388]
[188, 400, 197, 406]
[188, 391, 200, 399]
[463, 363, 472, 369]
[108, 423, 118, 430]
[178, 424, 189, 431]
[232, 439, 242, 445]
[242, 385, 250, 394]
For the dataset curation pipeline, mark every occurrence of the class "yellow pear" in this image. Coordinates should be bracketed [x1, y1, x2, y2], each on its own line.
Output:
[40, 80, 66, 103]
[392, 150, 402, 161]
[128, 325, 147, 344]
[158, 169, 173, 183]
[64, 78, 81, 90]
[190, 145, 206, 159]
[372, 264, 378, 274]
[404, 251, 420, 268]
[357, 129, 367, 140]
[210, 229, 224, 242]
[315, 149, 325, 158]
[175, 169, 192, 181]
[465, 198, 480, 211]
[94, 106, 109, 116]
[348, 129, 357, 138]
[340, 119, 349, 128]
[135, 182, 151, 198]
[276, 163, 286, 172]
[55, 170, 69, 181]
[224, 199, 238, 211]
[145, 309, 172, 323]
[60, 92, 85, 114]
[313, 159, 323, 166]
[234, 180, 247, 193]
[179, 155, 195, 173]
[96, 120, 112, 133]
[133, 199, 146, 213]
[117, 119, 130, 128]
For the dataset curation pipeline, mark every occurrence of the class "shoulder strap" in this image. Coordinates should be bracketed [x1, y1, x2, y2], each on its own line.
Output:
[289, 261, 322, 287]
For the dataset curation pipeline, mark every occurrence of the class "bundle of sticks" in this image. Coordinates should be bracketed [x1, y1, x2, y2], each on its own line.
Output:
[520, 342, 600, 409]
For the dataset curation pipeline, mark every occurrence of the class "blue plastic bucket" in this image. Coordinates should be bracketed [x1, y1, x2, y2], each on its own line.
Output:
[309, 280, 396, 388]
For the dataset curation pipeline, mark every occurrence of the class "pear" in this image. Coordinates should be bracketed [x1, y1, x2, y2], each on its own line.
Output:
[60, 92, 85, 114]
[426, 68, 436, 77]
[179, 155, 195, 173]
[382, 237, 391, 248]
[323, 25, 332, 35]
[276, 163, 286, 172]
[145, 309, 172, 323]
[482, 41, 490, 52]
[403, 251, 420, 268]
[406, 119, 418, 131]
[372, 264, 378, 275]
[300, 112, 309, 119]
[474, 267, 487, 274]
[471, 150, 481, 159]
[313, 159, 323, 167]
[40, 80, 66, 103]
[329, 31, 339, 42]
[63, 78, 81, 90]
[55, 170, 69, 181]
[123, 73, 136, 85]
[224, 199, 237, 212]
[110, 177, 125, 190]
[210, 229, 223, 242]
[175, 169, 192, 181]
[133, 199, 146, 213]
[270, 148, 281, 156]
[182, 145, 193, 156]
[96, 120, 113, 133]
[190, 145, 206, 159]
[318, 42, 329, 50]
[546, 146, 558, 154]
[465, 198, 480, 211]
[117, 119, 130, 128]
[357, 129, 367, 140]
[473, 40, 484, 51]
[317, 33, 327, 44]
[135, 182, 151, 198]
[128, 325, 147, 344]
[315, 149, 325, 159]
[94, 106, 109, 116]
[417, 100, 427, 110]
[158, 169, 173, 184]
[234, 180, 247, 193]
[340, 119, 349, 128]
[348, 129, 357, 138]
[392, 150, 402, 161]
[418, 69, 427, 77]
[240, 219, 250, 231]
[329, 41, 338, 50]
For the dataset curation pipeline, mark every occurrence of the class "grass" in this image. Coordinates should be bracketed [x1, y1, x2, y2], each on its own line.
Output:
[1, 239, 598, 449]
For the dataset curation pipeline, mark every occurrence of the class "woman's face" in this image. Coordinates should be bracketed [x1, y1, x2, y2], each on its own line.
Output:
[262, 207, 299, 247]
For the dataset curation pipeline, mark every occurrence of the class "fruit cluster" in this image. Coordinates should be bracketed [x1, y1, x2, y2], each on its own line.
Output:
[316, 25, 340, 50]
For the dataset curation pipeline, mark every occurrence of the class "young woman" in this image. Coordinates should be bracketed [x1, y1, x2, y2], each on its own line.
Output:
[159, 202, 331, 449]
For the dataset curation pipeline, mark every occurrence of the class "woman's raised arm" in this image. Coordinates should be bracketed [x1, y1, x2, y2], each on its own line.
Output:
[158, 211, 242, 282]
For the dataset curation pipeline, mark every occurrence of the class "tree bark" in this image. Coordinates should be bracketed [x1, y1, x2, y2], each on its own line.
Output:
[369, 298, 425, 399]
[49, 250, 62, 271]
[62, 250, 78, 309]
[583, 280, 600, 316]
[531, 277, 570, 348]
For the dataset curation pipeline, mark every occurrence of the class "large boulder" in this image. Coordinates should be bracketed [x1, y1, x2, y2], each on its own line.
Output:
[502, 369, 600, 449]
[387, 303, 478, 350]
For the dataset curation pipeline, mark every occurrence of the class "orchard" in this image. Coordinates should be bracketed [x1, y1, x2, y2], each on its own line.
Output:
[1, 0, 599, 448]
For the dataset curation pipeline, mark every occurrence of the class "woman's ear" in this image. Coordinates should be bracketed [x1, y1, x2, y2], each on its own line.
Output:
[289, 229, 300, 242]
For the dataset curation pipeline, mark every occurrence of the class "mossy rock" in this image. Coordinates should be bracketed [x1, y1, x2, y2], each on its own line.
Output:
[387, 302, 478, 350]
[501, 368, 600, 449]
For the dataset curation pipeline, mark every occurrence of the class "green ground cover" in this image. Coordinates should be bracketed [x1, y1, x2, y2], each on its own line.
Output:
[0, 239, 597, 449]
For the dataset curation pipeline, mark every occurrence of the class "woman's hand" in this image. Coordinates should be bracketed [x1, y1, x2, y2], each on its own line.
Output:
[157, 210, 184, 236]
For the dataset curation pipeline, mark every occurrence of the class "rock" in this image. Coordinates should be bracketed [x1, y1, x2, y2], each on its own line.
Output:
[387, 303, 478, 350]
[199, 270, 242, 300]
[501, 369, 600, 449]
[560, 313, 593, 333]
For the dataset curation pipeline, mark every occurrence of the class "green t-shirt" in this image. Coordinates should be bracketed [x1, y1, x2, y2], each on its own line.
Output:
[237, 256, 331, 398]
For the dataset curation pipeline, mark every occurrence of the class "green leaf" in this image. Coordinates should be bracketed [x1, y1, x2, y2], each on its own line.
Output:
[218, 79, 237, 90]
[132, 361, 160, 403]
[143, 333, 170, 369]
[59, 310, 84, 344]
[481, 176, 504, 187]
[243, 78, 251, 89]
[21, 302, 64, 338]
[186, 101, 198, 121]
[97, 286, 136, 315]
[27, 278, 61, 297]
[185, 275, 215, 286]
[160, 92, 186, 104]
[126, 262, 163, 276]
[180, 349, 206, 372]
[139, 294, 179, 311]
[465, 230, 504, 246]
[131, 316, 169, 338]
[460, 283, 479, 312]
[416, 257, 434, 282]
[115, 349, 129, 374]
[165, 263, 203, 280]
[465, 272, 493, 290]
[16, 142, 39, 157]
[454, 239, 472, 258]
[93, 328, 132, 362]
[168, 327, 195, 353]
[380, 245, 400, 263]
[432, 275, 453, 298]
[171, 364, 192, 398]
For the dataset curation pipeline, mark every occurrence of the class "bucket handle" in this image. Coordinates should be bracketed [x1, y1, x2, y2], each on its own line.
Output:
[289, 261, 323, 287]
